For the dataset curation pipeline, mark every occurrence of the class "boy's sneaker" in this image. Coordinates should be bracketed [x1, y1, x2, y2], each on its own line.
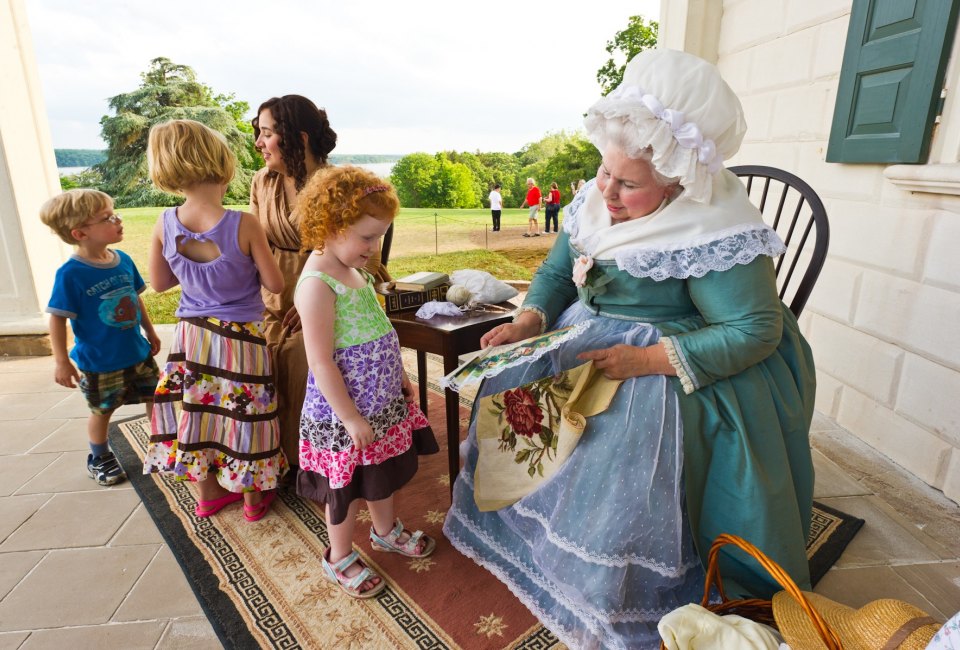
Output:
[87, 452, 127, 486]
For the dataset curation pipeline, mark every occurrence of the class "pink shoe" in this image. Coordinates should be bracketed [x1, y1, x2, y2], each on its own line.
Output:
[243, 491, 277, 522]
[195, 492, 243, 518]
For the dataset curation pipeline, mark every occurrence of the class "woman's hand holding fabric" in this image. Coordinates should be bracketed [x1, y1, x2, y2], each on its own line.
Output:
[578, 343, 676, 380]
[281, 304, 302, 332]
[481, 312, 542, 349]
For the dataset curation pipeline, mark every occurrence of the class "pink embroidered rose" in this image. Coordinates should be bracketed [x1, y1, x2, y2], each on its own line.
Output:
[503, 388, 543, 437]
[572, 254, 594, 287]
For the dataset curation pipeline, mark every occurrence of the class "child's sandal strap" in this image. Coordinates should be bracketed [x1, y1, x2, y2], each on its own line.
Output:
[331, 550, 361, 574]
[343, 567, 374, 591]
[404, 530, 425, 552]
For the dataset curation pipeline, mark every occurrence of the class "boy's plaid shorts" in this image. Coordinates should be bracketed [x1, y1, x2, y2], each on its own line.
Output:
[79, 356, 160, 415]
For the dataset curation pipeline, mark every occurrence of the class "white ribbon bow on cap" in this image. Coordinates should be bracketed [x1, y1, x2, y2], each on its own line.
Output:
[610, 85, 723, 174]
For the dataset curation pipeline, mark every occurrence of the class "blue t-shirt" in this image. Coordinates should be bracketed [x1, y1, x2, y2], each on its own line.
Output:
[46, 250, 151, 373]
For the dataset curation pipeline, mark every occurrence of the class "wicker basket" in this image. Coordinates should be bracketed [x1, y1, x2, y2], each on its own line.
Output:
[658, 533, 844, 650]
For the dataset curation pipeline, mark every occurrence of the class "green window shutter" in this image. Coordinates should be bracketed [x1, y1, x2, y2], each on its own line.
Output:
[827, 0, 960, 163]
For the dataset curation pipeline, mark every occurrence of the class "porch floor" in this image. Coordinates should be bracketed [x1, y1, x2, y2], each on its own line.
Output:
[1, 325, 958, 648]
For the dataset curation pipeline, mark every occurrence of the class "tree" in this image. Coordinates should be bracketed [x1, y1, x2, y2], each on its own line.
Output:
[59, 167, 104, 191]
[596, 16, 658, 95]
[390, 153, 440, 208]
[97, 57, 257, 207]
[390, 153, 479, 208]
[477, 152, 521, 206]
[542, 134, 602, 200]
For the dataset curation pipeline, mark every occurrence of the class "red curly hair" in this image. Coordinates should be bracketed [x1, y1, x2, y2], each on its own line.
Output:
[299, 165, 399, 254]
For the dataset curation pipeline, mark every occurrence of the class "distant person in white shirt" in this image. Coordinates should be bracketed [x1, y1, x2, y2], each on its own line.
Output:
[488, 183, 503, 232]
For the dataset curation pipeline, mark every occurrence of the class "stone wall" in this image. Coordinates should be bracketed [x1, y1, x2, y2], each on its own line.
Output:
[712, 0, 960, 503]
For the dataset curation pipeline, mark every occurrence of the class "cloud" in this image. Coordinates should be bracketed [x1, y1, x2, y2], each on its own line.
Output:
[25, 0, 659, 153]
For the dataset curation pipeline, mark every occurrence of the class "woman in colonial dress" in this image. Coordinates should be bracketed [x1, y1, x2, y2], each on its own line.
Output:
[443, 49, 817, 649]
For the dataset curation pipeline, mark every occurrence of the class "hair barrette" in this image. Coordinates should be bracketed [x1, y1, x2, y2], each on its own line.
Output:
[362, 185, 389, 196]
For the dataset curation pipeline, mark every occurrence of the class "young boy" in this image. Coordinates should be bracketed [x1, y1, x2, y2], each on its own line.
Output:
[40, 189, 161, 486]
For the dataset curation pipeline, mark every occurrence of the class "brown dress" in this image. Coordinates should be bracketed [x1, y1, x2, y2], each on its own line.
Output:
[249, 167, 391, 467]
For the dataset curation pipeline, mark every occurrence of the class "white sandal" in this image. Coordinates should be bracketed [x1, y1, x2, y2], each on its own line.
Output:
[321, 547, 386, 599]
[369, 519, 436, 558]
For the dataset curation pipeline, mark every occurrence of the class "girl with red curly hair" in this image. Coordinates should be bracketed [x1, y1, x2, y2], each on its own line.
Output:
[294, 166, 439, 599]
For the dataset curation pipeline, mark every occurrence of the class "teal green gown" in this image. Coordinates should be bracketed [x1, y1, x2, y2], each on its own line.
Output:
[444, 180, 816, 649]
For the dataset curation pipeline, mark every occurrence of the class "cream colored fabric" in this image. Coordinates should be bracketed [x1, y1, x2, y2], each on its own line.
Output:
[473, 361, 621, 511]
[584, 48, 747, 205]
[658, 604, 783, 650]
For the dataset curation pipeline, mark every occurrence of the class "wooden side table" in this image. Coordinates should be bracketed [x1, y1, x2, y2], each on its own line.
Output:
[390, 304, 515, 492]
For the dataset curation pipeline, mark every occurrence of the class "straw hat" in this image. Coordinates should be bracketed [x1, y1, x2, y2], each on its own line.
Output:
[772, 591, 941, 649]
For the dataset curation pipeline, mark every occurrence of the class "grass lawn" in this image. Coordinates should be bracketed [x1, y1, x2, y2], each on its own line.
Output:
[118, 206, 548, 324]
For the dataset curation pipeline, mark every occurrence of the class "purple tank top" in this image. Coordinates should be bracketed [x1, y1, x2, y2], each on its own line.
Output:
[162, 208, 266, 322]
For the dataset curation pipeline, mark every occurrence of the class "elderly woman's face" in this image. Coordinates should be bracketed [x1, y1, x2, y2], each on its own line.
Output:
[596, 146, 669, 222]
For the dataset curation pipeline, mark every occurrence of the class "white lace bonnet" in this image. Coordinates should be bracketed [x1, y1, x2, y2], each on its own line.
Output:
[584, 49, 747, 204]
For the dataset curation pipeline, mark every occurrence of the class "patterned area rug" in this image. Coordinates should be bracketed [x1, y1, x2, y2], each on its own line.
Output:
[110, 366, 862, 650]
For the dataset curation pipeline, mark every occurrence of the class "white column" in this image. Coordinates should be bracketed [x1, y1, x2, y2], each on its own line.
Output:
[0, 0, 68, 349]
[658, 0, 723, 63]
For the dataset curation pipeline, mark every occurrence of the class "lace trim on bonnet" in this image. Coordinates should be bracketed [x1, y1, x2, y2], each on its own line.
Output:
[586, 88, 724, 205]
[562, 179, 785, 281]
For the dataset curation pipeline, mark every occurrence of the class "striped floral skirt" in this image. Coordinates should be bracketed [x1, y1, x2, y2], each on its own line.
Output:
[144, 317, 287, 492]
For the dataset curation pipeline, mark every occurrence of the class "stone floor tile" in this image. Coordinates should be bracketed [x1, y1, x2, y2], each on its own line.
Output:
[18, 621, 167, 649]
[818, 496, 941, 567]
[33, 393, 93, 420]
[0, 631, 28, 649]
[0, 420, 68, 456]
[114, 547, 204, 621]
[0, 551, 45, 600]
[0, 545, 157, 631]
[113, 402, 152, 419]
[893, 562, 960, 620]
[27, 419, 89, 454]
[111, 504, 163, 546]
[155, 616, 222, 649]
[811, 429, 886, 482]
[814, 565, 942, 617]
[0, 356, 54, 373]
[0, 490, 140, 552]
[0, 372, 70, 395]
[0, 495, 51, 544]
[0, 454, 58, 498]
[861, 469, 960, 559]
[813, 449, 869, 498]
[0, 394, 70, 422]
[15, 450, 133, 495]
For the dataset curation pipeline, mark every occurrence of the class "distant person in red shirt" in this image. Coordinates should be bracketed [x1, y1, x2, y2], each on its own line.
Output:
[521, 177, 541, 237]
[544, 182, 561, 234]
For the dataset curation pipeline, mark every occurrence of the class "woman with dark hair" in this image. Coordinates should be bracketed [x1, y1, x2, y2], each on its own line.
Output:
[250, 95, 389, 466]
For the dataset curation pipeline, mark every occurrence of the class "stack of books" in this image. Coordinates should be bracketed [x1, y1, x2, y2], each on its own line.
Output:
[379, 272, 450, 314]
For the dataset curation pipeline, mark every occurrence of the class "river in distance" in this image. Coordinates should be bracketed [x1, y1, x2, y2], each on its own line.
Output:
[59, 161, 395, 178]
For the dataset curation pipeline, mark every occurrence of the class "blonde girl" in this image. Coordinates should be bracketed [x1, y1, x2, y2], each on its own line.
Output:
[143, 119, 286, 522]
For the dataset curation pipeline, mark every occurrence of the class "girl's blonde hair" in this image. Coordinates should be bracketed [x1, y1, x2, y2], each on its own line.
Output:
[147, 119, 236, 194]
[39, 189, 113, 244]
[299, 166, 399, 254]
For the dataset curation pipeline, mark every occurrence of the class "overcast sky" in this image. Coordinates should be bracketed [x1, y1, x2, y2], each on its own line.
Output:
[25, 0, 660, 155]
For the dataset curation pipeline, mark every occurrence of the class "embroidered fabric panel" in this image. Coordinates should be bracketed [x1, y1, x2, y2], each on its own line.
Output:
[616, 225, 785, 280]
